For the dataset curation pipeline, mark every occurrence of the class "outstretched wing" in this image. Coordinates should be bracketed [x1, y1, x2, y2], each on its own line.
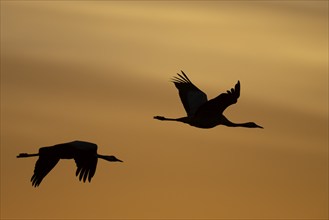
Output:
[74, 153, 98, 183]
[31, 155, 60, 187]
[172, 71, 207, 117]
[195, 81, 240, 117]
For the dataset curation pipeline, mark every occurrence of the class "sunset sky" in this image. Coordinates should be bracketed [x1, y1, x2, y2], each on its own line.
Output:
[1, 1, 328, 219]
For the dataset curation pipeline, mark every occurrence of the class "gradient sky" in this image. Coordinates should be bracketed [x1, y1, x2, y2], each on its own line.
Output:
[1, 1, 328, 219]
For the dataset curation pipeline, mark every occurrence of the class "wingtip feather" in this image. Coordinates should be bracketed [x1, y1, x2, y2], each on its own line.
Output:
[236, 80, 240, 90]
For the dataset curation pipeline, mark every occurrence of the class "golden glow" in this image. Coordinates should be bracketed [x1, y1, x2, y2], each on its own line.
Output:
[1, 1, 328, 219]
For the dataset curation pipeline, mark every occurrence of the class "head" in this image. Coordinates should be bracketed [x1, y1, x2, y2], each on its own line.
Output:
[245, 122, 263, 129]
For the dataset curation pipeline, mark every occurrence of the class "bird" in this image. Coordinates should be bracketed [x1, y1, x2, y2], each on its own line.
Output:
[154, 71, 263, 129]
[16, 140, 123, 187]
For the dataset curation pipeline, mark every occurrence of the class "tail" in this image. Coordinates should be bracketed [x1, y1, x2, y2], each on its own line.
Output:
[17, 153, 38, 158]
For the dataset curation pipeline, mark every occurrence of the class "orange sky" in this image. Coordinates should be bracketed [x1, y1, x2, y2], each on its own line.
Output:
[1, 1, 328, 219]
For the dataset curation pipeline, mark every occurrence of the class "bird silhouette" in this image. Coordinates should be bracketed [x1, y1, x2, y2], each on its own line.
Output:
[154, 71, 263, 129]
[16, 140, 123, 187]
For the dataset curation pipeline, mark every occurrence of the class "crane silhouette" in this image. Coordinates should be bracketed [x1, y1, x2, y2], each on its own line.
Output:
[154, 71, 263, 129]
[16, 140, 123, 187]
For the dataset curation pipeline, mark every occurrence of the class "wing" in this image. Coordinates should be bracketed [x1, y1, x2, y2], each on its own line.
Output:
[195, 81, 240, 117]
[74, 154, 98, 183]
[31, 155, 60, 187]
[172, 71, 207, 117]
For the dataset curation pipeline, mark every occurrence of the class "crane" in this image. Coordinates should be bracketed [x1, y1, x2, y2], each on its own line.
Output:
[17, 140, 123, 187]
[154, 71, 263, 129]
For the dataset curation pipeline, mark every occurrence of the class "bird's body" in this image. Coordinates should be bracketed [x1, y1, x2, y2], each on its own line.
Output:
[154, 71, 263, 129]
[17, 140, 122, 187]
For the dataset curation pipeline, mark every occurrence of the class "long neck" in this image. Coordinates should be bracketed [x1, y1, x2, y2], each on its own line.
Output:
[17, 153, 39, 158]
[98, 154, 122, 162]
[221, 116, 250, 128]
[98, 154, 109, 160]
